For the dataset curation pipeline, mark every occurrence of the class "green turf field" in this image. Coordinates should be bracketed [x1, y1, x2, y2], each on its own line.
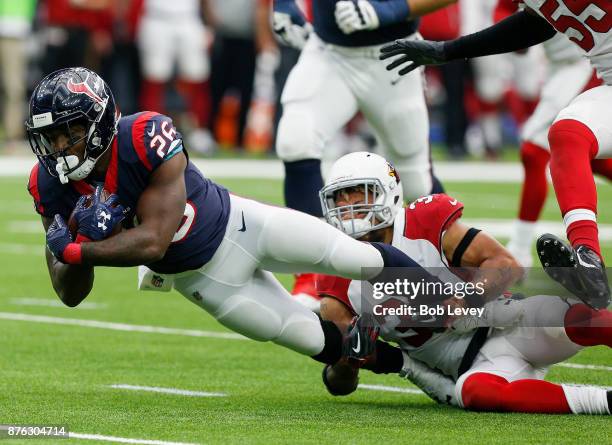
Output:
[0, 175, 610, 445]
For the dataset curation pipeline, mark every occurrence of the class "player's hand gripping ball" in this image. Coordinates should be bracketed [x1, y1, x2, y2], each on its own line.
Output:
[68, 186, 125, 242]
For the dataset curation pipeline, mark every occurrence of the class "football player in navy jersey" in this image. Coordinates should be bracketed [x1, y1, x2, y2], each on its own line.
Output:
[272, 0, 456, 305]
[316, 152, 612, 416]
[25, 67, 436, 367]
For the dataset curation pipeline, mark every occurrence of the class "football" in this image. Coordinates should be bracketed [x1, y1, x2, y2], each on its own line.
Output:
[67, 188, 123, 239]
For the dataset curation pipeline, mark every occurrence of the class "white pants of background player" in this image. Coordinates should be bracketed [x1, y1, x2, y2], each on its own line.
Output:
[552, 84, 612, 158]
[167, 195, 383, 355]
[276, 33, 432, 201]
[521, 58, 594, 150]
[137, 15, 209, 82]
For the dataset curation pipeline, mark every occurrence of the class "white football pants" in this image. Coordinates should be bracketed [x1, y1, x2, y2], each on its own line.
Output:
[172, 194, 384, 355]
[276, 33, 432, 201]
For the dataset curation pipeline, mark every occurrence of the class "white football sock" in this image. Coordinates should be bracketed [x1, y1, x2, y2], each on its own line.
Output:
[562, 384, 610, 415]
[509, 220, 537, 251]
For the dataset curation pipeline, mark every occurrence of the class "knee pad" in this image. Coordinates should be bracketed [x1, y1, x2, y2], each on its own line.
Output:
[215, 294, 283, 342]
[394, 163, 432, 202]
[276, 110, 322, 161]
[213, 291, 325, 355]
[275, 311, 325, 356]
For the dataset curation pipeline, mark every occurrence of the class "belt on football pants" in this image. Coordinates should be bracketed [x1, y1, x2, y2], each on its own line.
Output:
[457, 327, 490, 377]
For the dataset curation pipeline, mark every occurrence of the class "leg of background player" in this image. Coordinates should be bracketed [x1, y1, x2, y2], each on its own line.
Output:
[507, 141, 550, 269]
[548, 118, 601, 257]
[276, 36, 358, 216]
[591, 158, 612, 181]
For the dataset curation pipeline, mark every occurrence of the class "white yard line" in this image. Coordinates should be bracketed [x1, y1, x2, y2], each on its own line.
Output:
[108, 384, 226, 397]
[7, 220, 43, 234]
[0, 312, 247, 341]
[10, 217, 612, 242]
[462, 219, 612, 242]
[358, 384, 423, 395]
[0, 243, 41, 255]
[555, 363, 612, 372]
[69, 432, 199, 445]
[2, 311, 610, 375]
[0, 156, 526, 182]
[9, 298, 106, 310]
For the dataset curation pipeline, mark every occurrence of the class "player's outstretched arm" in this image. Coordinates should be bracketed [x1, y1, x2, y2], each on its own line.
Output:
[42, 216, 94, 307]
[442, 222, 523, 302]
[79, 152, 188, 267]
[380, 10, 556, 75]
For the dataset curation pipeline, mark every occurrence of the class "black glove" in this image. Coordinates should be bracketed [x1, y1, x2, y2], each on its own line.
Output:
[380, 39, 448, 76]
[342, 313, 379, 365]
[73, 186, 125, 241]
[46, 214, 74, 263]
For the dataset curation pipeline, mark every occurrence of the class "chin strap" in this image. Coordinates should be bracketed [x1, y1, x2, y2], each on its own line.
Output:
[56, 162, 69, 184]
[56, 155, 97, 183]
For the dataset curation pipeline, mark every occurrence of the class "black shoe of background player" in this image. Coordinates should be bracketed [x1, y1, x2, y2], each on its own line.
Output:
[342, 313, 379, 366]
[537, 234, 610, 310]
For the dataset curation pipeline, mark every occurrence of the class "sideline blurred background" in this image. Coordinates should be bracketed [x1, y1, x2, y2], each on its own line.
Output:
[0, 0, 546, 160]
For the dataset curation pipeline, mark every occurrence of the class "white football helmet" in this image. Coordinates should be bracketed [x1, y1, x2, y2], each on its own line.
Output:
[320, 152, 403, 238]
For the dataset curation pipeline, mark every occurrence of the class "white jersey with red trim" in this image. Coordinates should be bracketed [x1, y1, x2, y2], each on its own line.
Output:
[523, 0, 612, 84]
[317, 194, 479, 380]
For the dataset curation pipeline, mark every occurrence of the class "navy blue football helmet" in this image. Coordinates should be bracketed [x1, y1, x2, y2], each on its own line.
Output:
[25, 67, 119, 183]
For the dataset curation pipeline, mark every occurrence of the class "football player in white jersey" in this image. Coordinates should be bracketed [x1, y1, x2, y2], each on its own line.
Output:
[137, 0, 213, 148]
[317, 152, 612, 415]
[380, 1, 612, 310]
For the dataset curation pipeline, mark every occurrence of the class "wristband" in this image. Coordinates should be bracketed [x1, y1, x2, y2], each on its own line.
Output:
[63, 243, 83, 264]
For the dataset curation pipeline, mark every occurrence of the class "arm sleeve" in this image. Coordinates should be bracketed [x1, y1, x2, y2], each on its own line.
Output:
[444, 10, 556, 60]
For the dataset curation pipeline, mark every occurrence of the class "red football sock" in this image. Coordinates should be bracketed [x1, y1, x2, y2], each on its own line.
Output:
[140, 79, 166, 114]
[564, 303, 612, 348]
[591, 158, 612, 181]
[548, 119, 600, 256]
[179, 80, 211, 128]
[518, 141, 550, 221]
[461, 372, 571, 413]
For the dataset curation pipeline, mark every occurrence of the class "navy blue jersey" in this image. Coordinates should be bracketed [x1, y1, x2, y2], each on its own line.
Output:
[312, 0, 419, 47]
[28, 111, 230, 274]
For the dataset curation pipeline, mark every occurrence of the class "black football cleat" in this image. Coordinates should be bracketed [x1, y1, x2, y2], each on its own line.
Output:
[537, 234, 610, 310]
[574, 245, 611, 310]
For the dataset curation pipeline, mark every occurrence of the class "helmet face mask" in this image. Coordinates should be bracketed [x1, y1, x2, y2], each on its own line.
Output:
[320, 151, 404, 239]
[25, 68, 119, 183]
[320, 177, 396, 239]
